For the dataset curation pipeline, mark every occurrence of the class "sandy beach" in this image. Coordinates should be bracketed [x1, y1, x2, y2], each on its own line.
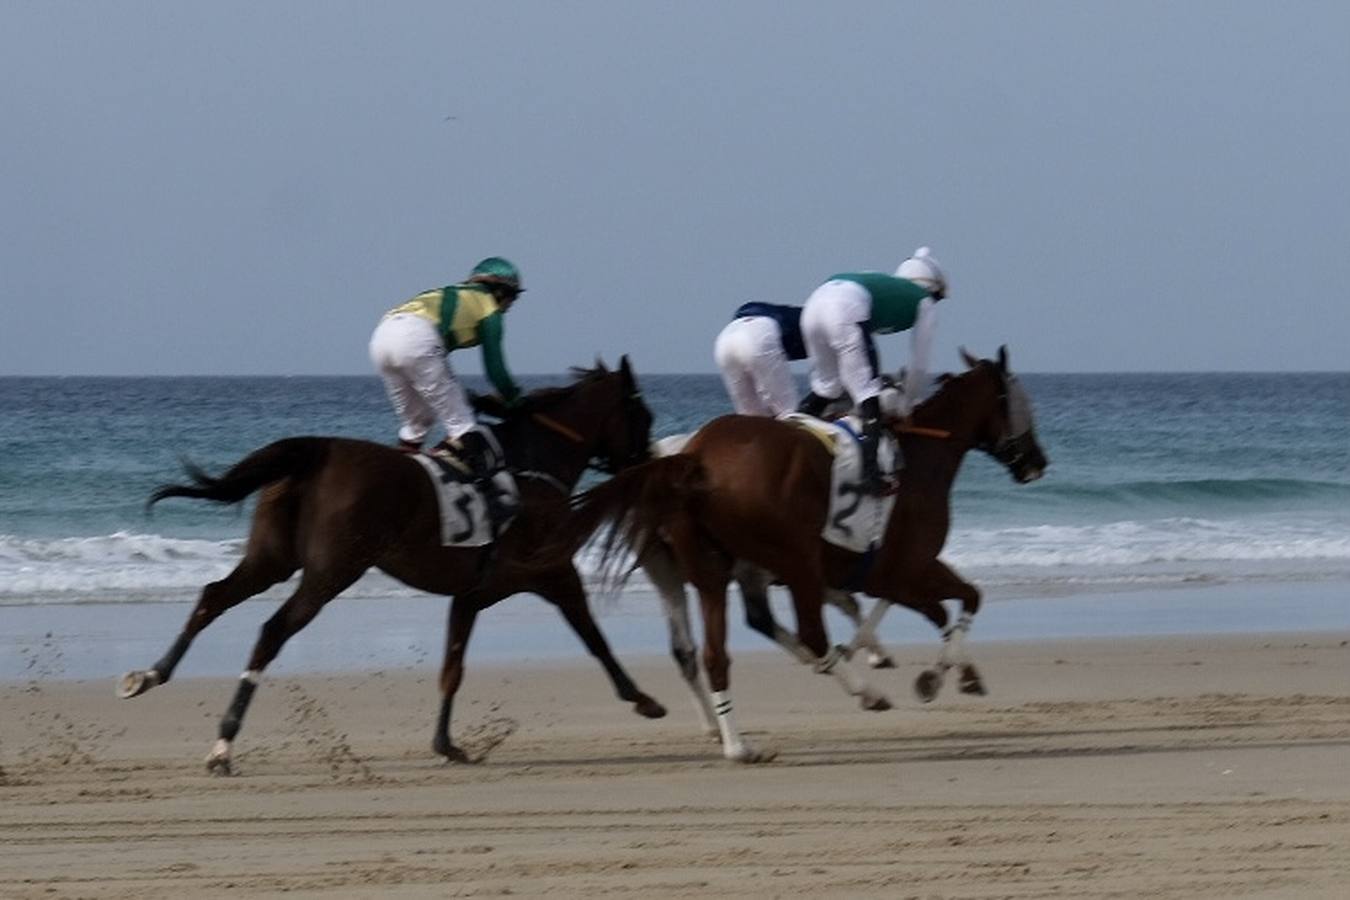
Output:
[2, 630, 1348, 898]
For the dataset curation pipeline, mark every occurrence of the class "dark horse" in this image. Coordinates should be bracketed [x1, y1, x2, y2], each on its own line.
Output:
[545, 348, 1047, 762]
[120, 358, 665, 773]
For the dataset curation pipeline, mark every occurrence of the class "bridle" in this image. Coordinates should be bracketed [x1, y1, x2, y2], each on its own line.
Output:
[975, 368, 1033, 469]
[588, 388, 650, 476]
[517, 384, 649, 478]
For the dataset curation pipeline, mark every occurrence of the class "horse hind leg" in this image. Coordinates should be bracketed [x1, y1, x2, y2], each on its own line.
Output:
[642, 544, 717, 736]
[695, 579, 775, 764]
[735, 562, 816, 665]
[826, 590, 896, 669]
[206, 566, 357, 775]
[118, 554, 294, 699]
[784, 573, 891, 713]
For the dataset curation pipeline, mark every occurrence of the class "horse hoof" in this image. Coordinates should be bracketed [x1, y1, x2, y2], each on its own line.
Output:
[117, 669, 160, 699]
[205, 740, 233, 776]
[959, 665, 987, 696]
[633, 696, 667, 719]
[438, 745, 474, 765]
[868, 654, 898, 670]
[727, 745, 778, 764]
[914, 669, 942, 703]
[861, 693, 893, 712]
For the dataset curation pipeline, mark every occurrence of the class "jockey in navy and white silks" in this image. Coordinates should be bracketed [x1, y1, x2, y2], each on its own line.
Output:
[798, 246, 948, 495]
[713, 302, 807, 417]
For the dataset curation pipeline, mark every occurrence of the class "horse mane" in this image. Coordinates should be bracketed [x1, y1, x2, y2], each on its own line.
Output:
[911, 363, 993, 422]
[523, 363, 614, 410]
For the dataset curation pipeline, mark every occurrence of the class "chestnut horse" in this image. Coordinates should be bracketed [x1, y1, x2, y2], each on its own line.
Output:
[120, 358, 664, 773]
[550, 348, 1047, 762]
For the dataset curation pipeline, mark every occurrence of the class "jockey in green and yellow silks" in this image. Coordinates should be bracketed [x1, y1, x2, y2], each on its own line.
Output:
[368, 256, 525, 530]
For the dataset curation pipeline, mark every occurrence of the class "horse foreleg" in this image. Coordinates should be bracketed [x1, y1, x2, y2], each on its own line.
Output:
[206, 570, 351, 775]
[119, 558, 291, 699]
[905, 560, 985, 702]
[826, 590, 897, 669]
[432, 596, 480, 762]
[543, 567, 666, 720]
[641, 544, 717, 735]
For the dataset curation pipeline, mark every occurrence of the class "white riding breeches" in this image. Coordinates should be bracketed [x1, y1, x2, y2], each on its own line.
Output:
[368, 313, 476, 443]
[801, 279, 882, 404]
[713, 316, 797, 417]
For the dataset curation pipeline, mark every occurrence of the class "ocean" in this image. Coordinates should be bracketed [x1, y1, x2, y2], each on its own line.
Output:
[2, 372, 1348, 679]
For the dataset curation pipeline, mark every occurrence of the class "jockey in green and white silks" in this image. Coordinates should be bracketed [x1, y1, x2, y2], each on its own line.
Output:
[798, 246, 948, 495]
[368, 256, 525, 529]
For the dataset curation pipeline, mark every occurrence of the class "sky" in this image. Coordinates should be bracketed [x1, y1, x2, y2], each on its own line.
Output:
[2, 1, 1347, 376]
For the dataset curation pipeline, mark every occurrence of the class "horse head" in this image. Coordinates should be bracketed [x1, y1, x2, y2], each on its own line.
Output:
[956, 345, 1048, 484]
[584, 355, 654, 474]
[483, 356, 653, 482]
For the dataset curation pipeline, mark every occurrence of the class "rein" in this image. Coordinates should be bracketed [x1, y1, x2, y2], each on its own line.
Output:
[893, 423, 951, 440]
[531, 413, 584, 444]
[515, 470, 571, 495]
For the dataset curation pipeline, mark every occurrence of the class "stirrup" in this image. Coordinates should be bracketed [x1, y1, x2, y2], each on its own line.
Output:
[861, 468, 898, 497]
[480, 486, 518, 538]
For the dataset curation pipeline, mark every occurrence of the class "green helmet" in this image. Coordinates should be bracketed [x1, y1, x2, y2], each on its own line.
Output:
[467, 257, 524, 293]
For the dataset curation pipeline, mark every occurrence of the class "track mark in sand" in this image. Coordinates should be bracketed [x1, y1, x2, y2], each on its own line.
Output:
[280, 681, 382, 785]
[457, 716, 519, 763]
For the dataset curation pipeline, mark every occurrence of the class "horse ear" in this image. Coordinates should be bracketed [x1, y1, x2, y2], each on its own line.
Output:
[959, 346, 981, 369]
[594, 354, 608, 373]
[997, 345, 1010, 372]
[618, 354, 636, 392]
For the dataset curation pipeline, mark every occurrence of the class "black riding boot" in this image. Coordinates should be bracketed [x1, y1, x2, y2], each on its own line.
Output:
[449, 430, 518, 535]
[858, 396, 893, 496]
[797, 391, 835, 417]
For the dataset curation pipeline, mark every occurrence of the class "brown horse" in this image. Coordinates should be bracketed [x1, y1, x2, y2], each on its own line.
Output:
[120, 358, 665, 773]
[548, 347, 1047, 762]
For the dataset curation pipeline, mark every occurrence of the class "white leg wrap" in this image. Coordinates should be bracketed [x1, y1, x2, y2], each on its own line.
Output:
[944, 613, 973, 666]
[711, 690, 750, 760]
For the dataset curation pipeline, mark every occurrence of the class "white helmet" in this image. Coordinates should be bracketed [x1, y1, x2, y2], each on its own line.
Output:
[895, 246, 947, 298]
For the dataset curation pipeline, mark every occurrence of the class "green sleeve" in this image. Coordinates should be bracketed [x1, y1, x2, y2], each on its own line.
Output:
[477, 312, 521, 402]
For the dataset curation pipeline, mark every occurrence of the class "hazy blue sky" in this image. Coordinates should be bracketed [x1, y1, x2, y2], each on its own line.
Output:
[2, 1, 1347, 375]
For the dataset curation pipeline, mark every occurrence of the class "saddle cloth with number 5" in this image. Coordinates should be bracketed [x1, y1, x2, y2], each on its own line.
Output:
[410, 455, 520, 546]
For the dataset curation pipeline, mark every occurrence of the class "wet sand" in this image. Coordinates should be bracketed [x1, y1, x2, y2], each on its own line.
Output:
[2, 632, 1348, 898]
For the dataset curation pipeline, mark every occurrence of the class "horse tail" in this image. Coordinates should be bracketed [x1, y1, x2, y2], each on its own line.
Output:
[547, 454, 709, 582]
[147, 437, 332, 509]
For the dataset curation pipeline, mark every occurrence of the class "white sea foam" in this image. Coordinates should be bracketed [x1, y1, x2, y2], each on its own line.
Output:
[3, 515, 1349, 605]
